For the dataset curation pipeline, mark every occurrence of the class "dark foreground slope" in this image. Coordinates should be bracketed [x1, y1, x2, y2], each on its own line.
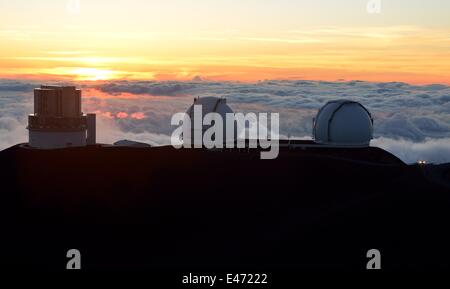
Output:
[0, 143, 449, 273]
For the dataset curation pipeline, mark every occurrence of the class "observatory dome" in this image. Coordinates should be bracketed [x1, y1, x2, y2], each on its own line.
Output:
[313, 100, 373, 147]
[184, 97, 234, 146]
[186, 97, 234, 118]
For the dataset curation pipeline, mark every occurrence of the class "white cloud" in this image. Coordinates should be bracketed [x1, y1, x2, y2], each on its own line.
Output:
[95, 115, 171, 146]
[0, 116, 28, 149]
[372, 137, 450, 164]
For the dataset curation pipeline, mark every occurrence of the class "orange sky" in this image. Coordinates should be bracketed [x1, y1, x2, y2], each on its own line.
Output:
[1, 1, 449, 84]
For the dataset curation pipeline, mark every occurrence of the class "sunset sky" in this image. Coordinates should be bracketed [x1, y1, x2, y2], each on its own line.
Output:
[1, 0, 449, 84]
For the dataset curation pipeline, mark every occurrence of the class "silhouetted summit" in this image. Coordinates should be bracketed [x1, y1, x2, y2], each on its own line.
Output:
[0, 143, 449, 272]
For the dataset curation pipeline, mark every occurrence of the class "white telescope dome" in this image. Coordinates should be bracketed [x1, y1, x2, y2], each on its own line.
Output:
[186, 97, 233, 118]
[184, 97, 234, 145]
[313, 100, 373, 147]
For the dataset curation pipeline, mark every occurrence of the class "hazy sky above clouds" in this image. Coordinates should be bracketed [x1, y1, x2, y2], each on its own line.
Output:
[0, 0, 449, 83]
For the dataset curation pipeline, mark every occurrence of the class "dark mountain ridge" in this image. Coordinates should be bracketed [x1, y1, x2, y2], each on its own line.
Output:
[0, 142, 449, 272]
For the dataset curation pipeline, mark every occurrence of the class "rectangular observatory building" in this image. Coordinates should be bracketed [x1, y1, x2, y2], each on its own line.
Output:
[28, 86, 96, 149]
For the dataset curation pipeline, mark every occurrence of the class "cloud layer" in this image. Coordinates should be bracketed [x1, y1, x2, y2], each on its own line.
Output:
[372, 137, 450, 164]
[1, 79, 450, 163]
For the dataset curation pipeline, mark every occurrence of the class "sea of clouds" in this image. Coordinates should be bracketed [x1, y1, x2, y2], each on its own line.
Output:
[1, 78, 449, 164]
